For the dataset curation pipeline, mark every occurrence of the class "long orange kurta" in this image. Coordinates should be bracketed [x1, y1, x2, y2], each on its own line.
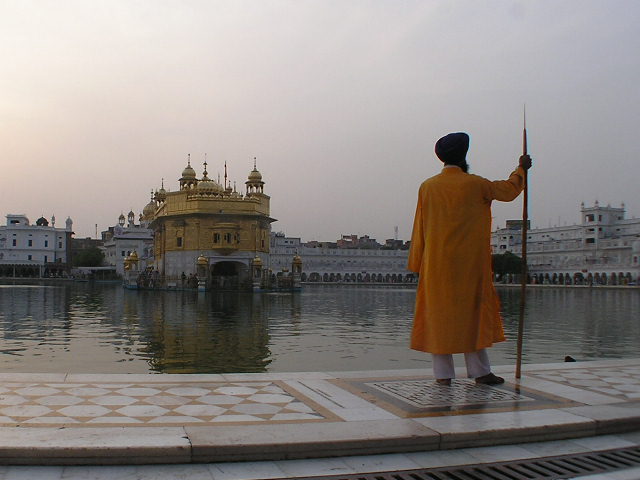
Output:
[408, 166, 525, 354]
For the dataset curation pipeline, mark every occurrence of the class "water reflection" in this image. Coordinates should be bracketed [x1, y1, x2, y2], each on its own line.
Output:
[0, 283, 638, 373]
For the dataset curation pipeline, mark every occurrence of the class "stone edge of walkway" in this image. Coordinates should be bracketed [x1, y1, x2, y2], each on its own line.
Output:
[0, 410, 637, 465]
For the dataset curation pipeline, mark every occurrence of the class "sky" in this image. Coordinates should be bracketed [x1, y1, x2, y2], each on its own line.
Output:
[1, 1, 639, 242]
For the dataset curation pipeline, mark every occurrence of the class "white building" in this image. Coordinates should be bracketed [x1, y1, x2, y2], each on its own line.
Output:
[269, 233, 413, 283]
[102, 210, 154, 276]
[492, 202, 640, 285]
[0, 214, 74, 276]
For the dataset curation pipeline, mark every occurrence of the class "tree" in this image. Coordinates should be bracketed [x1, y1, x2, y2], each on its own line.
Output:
[73, 247, 105, 267]
[492, 251, 522, 276]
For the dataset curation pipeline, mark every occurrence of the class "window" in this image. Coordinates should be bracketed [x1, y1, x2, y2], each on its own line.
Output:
[598, 215, 602, 221]
[58, 242, 62, 248]
[586, 238, 595, 244]
[213, 233, 220, 243]
[224, 233, 232, 243]
[586, 214, 594, 222]
[121, 251, 126, 256]
[176, 237, 183, 247]
[28, 240, 33, 247]
[44, 240, 48, 247]
[12, 239, 16, 246]
[44, 255, 48, 263]
[28, 255, 32, 260]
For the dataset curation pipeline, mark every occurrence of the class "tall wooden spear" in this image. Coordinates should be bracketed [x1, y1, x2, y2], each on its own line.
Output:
[515, 107, 529, 380]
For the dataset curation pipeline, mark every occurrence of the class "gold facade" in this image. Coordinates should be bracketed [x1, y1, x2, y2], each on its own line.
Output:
[145, 157, 275, 280]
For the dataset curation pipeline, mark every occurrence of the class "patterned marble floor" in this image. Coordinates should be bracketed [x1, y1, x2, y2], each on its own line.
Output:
[1, 359, 638, 428]
[0, 380, 335, 426]
[527, 365, 640, 399]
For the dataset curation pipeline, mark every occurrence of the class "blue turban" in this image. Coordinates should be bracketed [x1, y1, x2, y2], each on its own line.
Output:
[435, 132, 469, 165]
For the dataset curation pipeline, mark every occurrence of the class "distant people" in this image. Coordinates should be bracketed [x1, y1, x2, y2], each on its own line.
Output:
[408, 132, 532, 386]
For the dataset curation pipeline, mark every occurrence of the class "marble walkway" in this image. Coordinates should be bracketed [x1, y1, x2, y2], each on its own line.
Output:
[0, 359, 639, 475]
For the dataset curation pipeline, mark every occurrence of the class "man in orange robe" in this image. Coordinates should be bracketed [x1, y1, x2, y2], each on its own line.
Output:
[408, 132, 532, 385]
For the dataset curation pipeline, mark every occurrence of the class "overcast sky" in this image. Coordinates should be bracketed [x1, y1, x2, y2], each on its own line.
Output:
[1, 1, 639, 242]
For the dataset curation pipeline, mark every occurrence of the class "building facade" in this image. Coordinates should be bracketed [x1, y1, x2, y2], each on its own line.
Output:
[492, 202, 640, 285]
[0, 214, 74, 277]
[270, 233, 413, 283]
[142, 156, 277, 290]
[102, 209, 154, 276]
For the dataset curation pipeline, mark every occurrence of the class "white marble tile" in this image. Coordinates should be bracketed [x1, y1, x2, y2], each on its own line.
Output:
[131, 464, 215, 480]
[207, 461, 287, 480]
[89, 395, 138, 406]
[247, 394, 292, 404]
[231, 404, 281, 415]
[460, 444, 541, 463]
[197, 395, 243, 405]
[148, 416, 203, 424]
[165, 387, 212, 396]
[274, 457, 354, 477]
[24, 417, 79, 424]
[414, 408, 596, 447]
[571, 434, 638, 451]
[35, 395, 85, 406]
[58, 405, 111, 417]
[2, 466, 64, 479]
[210, 414, 264, 422]
[517, 377, 624, 405]
[65, 387, 110, 397]
[284, 380, 397, 420]
[282, 403, 314, 413]
[86, 417, 143, 424]
[59, 465, 138, 479]
[115, 405, 170, 417]
[174, 405, 226, 417]
[270, 413, 324, 421]
[0, 405, 52, 417]
[213, 387, 258, 396]
[405, 449, 479, 468]
[143, 395, 191, 406]
[115, 387, 162, 396]
[0, 395, 27, 406]
[512, 438, 593, 457]
[13, 387, 61, 396]
[341, 453, 420, 472]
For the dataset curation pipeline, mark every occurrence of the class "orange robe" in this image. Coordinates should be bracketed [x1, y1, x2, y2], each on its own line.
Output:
[408, 166, 525, 354]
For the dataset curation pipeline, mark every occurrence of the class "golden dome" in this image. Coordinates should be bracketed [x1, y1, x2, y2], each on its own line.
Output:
[248, 167, 262, 182]
[197, 254, 208, 265]
[143, 200, 156, 217]
[182, 164, 196, 179]
[129, 251, 139, 261]
[252, 255, 263, 266]
[292, 255, 302, 264]
[181, 154, 196, 179]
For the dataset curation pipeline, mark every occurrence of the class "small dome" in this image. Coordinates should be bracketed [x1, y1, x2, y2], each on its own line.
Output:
[197, 175, 223, 193]
[143, 200, 156, 218]
[182, 164, 196, 179]
[36, 216, 49, 227]
[118, 213, 125, 220]
[248, 167, 262, 182]
[197, 254, 208, 265]
[129, 251, 139, 261]
[252, 255, 263, 266]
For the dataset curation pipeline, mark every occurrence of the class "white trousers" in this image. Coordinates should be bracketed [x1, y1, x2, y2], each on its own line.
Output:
[432, 349, 491, 379]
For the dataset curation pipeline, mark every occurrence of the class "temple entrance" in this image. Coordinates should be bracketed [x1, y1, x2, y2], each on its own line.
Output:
[209, 261, 250, 290]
